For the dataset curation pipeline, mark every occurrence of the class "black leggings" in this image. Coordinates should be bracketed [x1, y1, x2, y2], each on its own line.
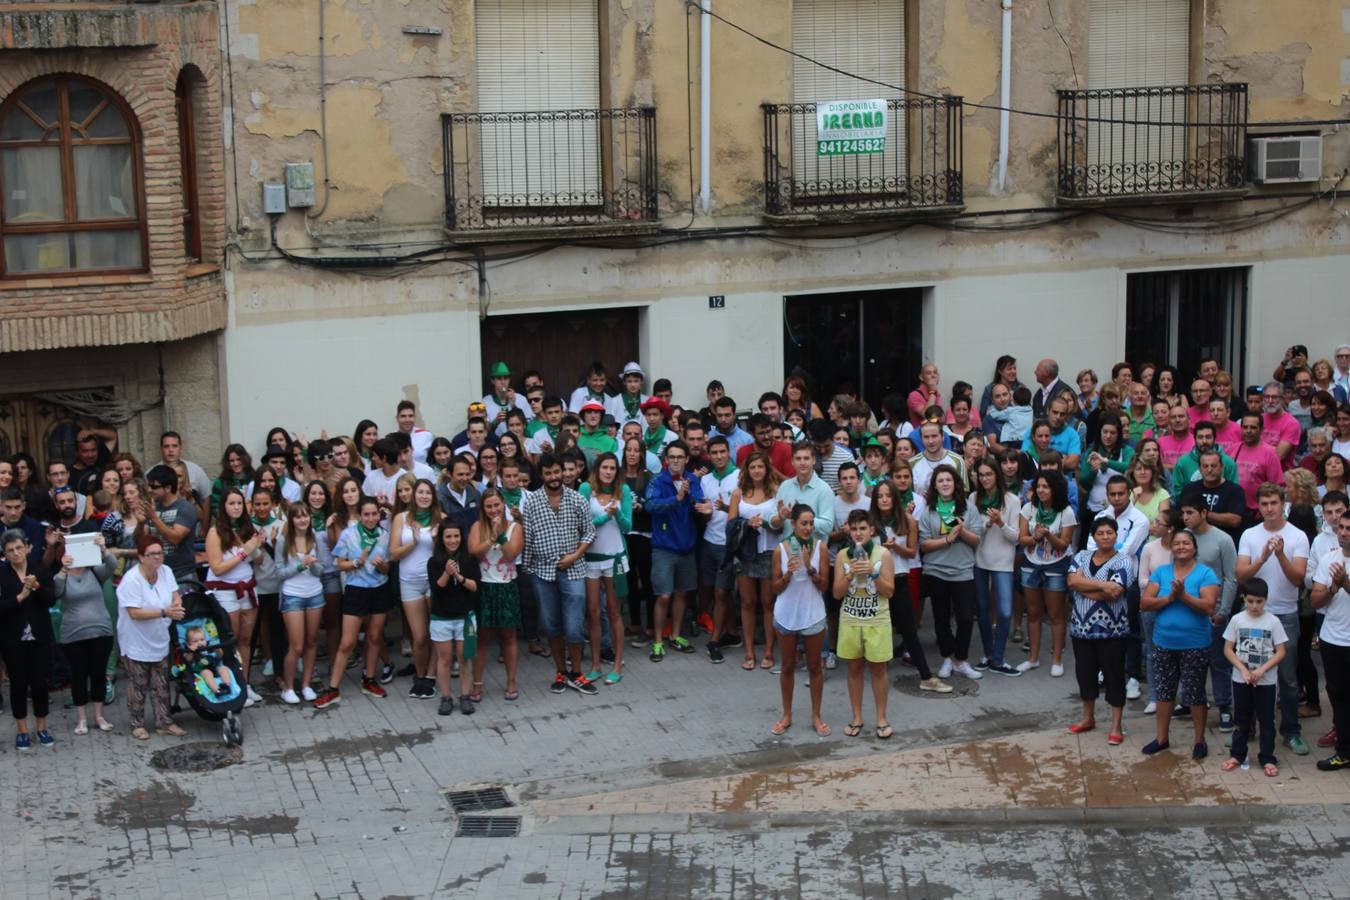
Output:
[258, 593, 287, 680]
[889, 578, 932, 680]
[1, 640, 50, 721]
[626, 534, 655, 630]
[64, 635, 114, 707]
[925, 575, 976, 661]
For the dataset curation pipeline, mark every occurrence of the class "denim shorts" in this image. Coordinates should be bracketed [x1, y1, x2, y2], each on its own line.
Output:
[399, 574, 430, 602]
[321, 572, 342, 595]
[698, 540, 735, 591]
[775, 616, 827, 637]
[530, 572, 586, 644]
[280, 593, 325, 614]
[651, 547, 698, 596]
[429, 617, 466, 642]
[1019, 556, 1071, 592]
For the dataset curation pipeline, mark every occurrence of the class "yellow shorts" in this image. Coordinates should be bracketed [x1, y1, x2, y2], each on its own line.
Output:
[835, 621, 893, 664]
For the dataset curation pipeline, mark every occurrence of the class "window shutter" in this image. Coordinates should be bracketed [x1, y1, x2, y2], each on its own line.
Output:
[474, 0, 601, 205]
[790, 0, 906, 188]
[1088, 0, 1189, 89]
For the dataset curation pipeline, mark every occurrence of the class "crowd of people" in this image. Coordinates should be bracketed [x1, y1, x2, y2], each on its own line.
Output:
[2, 346, 1350, 774]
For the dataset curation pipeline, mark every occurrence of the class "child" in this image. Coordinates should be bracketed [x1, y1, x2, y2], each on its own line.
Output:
[429, 520, 480, 716]
[831, 510, 897, 739]
[986, 385, 1034, 445]
[860, 439, 889, 495]
[184, 626, 234, 696]
[90, 489, 124, 547]
[1221, 578, 1288, 777]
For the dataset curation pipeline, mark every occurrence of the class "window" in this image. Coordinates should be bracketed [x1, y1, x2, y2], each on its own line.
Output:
[784, 288, 923, 414]
[474, 0, 601, 205]
[0, 76, 145, 276]
[1125, 267, 1248, 388]
[176, 70, 203, 261]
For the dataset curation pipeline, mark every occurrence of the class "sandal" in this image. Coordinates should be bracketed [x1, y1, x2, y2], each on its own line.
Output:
[876, 723, 894, 740]
[771, 718, 792, 736]
[759, 657, 774, 670]
[1263, 763, 1279, 778]
[844, 722, 864, 737]
[469, 682, 483, 704]
[1222, 758, 1242, 772]
[504, 689, 520, 702]
[528, 641, 550, 658]
[130, 726, 150, 741]
[95, 718, 114, 733]
[73, 721, 88, 736]
[741, 658, 756, 671]
[813, 721, 831, 737]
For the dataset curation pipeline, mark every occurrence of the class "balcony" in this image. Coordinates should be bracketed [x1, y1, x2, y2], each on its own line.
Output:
[761, 96, 963, 223]
[441, 107, 658, 239]
[1056, 83, 1248, 205]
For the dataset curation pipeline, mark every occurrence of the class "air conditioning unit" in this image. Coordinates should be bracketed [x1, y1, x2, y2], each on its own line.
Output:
[1249, 135, 1322, 184]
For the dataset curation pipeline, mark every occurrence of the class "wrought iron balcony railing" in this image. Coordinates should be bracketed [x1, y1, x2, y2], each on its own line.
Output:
[761, 96, 963, 219]
[1056, 83, 1248, 202]
[441, 107, 657, 233]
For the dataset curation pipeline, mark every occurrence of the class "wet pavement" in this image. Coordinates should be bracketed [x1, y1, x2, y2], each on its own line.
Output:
[4, 629, 1350, 898]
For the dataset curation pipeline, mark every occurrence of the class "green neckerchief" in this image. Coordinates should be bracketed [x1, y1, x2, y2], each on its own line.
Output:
[310, 512, 326, 533]
[622, 392, 641, 419]
[501, 486, 523, 508]
[492, 389, 510, 407]
[644, 424, 667, 453]
[786, 533, 815, 559]
[862, 470, 886, 488]
[935, 497, 958, 533]
[356, 522, 381, 551]
[711, 463, 737, 483]
[413, 509, 433, 527]
[1034, 504, 1058, 528]
[585, 388, 606, 405]
[900, 487, 914, 507]
[251, 513, 277, 529]
[978, 492, 1001, 512]
[545, 422, 561, 441]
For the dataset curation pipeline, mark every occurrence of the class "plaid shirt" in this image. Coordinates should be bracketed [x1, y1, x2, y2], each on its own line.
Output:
[521, 486, 595, 581]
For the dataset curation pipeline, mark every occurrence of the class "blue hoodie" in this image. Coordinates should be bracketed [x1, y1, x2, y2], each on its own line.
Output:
[644, 468, 704, 554]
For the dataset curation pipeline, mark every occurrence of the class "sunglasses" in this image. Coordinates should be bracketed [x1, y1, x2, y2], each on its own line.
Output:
[311, 453, 332, 461]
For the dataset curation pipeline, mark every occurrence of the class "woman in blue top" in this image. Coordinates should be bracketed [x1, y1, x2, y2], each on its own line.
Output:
[314, 497, 390, 710]
[1141, 529, 1221, 758]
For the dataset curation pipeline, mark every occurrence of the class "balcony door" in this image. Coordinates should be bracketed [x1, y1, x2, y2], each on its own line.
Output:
[479, 307, 639, 401]
[474, 0, 600, 207]
[790, 0, 907, 200]
[1125, 267, 1248, 389]
[1085, 0, 1191, 191]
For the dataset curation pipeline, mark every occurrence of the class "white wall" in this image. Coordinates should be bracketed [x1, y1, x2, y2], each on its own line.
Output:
[642, 292, 782, 410]
[1248, 255, 1350, 382]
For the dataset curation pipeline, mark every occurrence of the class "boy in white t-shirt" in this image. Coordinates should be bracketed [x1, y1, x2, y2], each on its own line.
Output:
[1222, 578, 1288, 776]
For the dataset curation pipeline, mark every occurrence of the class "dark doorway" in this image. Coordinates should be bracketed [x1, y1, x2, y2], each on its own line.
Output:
[783, 288, 924, 414]
[1126, 267, 1248, 388]
[479, 306, 641, 397]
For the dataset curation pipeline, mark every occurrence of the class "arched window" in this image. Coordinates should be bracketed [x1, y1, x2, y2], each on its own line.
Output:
[0, 76, 146, 276]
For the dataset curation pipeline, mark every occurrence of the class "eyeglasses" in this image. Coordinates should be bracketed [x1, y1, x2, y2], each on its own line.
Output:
[142, 550, 164, 557]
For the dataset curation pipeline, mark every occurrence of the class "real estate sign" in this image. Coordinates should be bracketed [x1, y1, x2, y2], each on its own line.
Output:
[816, 99, 887, 156]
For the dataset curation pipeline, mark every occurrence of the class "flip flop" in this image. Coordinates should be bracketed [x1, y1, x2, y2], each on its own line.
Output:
[528, 642, 550, 658]
[876, 723, 894, 740]
[771, 719, 792, 736]
[503, 689, 520, 702]
[1222, 758, 1242, 771]
[741, 658, 756, 671]
[813, 721, 831, 737]
[759, 658, 774, 670]
[844, 722, 864, 737]
[1263, 763, 1279, 778]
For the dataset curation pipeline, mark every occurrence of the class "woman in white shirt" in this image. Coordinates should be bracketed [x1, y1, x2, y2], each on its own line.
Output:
[970, 459, 1024, 676]
[388, 479, 441, 700]
[116, 535, 186, 741]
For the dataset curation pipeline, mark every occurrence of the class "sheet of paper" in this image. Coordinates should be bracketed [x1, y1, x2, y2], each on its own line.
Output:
[65, 532, 103, 568]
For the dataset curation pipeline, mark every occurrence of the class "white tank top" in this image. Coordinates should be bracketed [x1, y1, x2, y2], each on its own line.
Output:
[738, 495, 781, 553]
[398, 518, 435, 579]
[588, 494, 624, 556]
[773, 541, 827, 632]
[478, 522, 518, 584]
[210, 534, 254, 584]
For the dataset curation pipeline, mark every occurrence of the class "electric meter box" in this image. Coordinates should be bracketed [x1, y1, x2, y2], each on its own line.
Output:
[262, 182, 287, 215]
[285, 162, 316, 208]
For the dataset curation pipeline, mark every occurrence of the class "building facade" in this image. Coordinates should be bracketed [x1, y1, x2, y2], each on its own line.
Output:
[0, 0, 227, 470]
[4, 1, 1346, 462]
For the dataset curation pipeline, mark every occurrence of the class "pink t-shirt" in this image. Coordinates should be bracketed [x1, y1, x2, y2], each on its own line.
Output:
[1233, 441, 1285, 509]
[1158, 433, 1195, 470]
[1261, 411, 1302, 469]
[1213, 421, 1242, 456]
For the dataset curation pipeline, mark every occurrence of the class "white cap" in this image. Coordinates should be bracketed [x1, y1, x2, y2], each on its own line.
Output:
[622, 361, 645, 378]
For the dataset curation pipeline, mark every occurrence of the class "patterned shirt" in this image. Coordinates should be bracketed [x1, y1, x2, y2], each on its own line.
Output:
[1067, 548, 1136, 640]
[521, 486, 596, 582]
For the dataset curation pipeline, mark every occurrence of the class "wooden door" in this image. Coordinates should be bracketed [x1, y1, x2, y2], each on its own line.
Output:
[0, 396, 109, 474]
[478, 307, 640, 398]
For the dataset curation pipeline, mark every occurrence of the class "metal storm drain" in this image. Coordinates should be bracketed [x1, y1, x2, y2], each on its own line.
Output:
[447, 787, 514, 814]
[455, 815, 522, 838]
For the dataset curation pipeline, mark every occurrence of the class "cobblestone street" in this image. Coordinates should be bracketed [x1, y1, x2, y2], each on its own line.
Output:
[6, 632, 1350, 898]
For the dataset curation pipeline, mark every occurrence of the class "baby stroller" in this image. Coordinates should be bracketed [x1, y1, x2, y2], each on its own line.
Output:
[168, 589, 246, 747]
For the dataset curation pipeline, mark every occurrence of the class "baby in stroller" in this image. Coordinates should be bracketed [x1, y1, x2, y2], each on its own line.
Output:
[184, 626, 234, 696]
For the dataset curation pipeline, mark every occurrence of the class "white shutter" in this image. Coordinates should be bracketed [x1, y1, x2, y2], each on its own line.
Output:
[475, 0, 600, 204]
[1085, 0, 1191, 188]
[790, 0, 906, 190]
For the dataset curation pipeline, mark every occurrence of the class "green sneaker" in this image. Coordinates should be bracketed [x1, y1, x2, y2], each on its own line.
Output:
[604, 671, 622, 685]
[649, 642, 665, 662]
[1286, 735, 1310, 756]
[670, 636, 696, 654]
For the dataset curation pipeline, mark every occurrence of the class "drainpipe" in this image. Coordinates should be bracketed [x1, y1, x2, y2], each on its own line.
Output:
[698, 0, 712, 214]
[997, 0, 1012, 193]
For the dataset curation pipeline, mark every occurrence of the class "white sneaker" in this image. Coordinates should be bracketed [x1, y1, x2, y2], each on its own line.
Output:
[1126, 678, 1141, 700]
[1015, 660, 1040, 673]
[937, 658, 954, 678]
[824, 652, 838, 670]
[953, 661, 983, 680]
[401, 638, 412, 657]
[280, 689, 300, 705]
[301, 685, 317, 702]
[1049, 663, 1065, 678]
[1144, 700, 1157, 714]
[246, 685, 262, 706]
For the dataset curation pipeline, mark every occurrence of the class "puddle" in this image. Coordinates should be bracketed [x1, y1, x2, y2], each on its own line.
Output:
[149, 741, 244, 773]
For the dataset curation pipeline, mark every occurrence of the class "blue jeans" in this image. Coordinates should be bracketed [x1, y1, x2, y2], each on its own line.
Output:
[530, 572, 587, 646]
[1209, 620, 1234, 711]
[1140, 610, 1159, 702]
[973, 566, 1014, 666]
[1275, 612, 1301, 738]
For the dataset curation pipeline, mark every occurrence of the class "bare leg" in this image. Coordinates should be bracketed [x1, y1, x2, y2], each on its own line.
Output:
[869, 661, 890, 728]
[501, 628, 519, 692]
[302, 607, 322, 689]
[759, 580, 777, 664]
[586, 579, 603, 671]
[434, 640, 452, 697]
[403, 598, 431, 679]
[1046, 590, 1068, 665]
[738, 576, 758, 665]
[283, 611, 305, 692]
[364, 613, 388, 679]
[1025, 587, 1045, 664]
[804, 630, 827, 731]
[846, 658, 866, 726]
[604, 583, 625, 674]
[329, 615, 364, 690]
[776, 629, 797, 730]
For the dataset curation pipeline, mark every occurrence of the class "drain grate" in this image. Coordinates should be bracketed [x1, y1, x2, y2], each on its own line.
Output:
[455, 815, 521, 838]
[447, 787, 513, 813]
